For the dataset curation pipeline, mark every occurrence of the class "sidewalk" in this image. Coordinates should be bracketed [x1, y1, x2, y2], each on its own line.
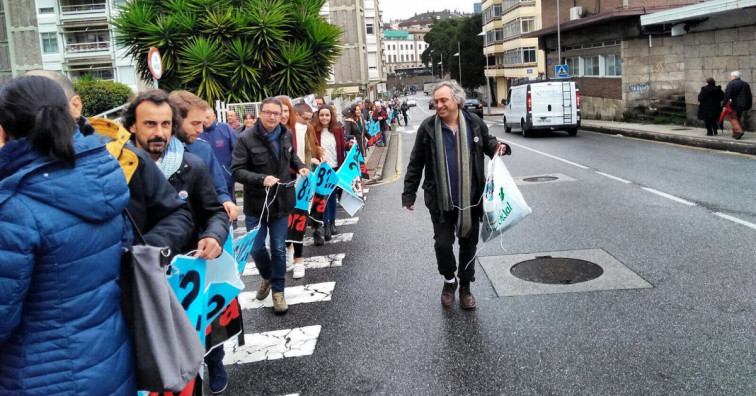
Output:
[484, 107, 756, 155]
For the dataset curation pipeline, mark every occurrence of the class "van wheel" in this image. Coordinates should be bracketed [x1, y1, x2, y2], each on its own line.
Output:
[503, 117, 511, 133]
[567, 128, 578, 136]
[521, 121, 531, 138]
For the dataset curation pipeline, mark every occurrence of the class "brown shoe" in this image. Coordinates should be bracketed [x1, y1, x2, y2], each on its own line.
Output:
[256, 279, 271, 300]
[272, 292, 288, 315]
[459, 285, 476, 310]
[441, 280, 457, 308]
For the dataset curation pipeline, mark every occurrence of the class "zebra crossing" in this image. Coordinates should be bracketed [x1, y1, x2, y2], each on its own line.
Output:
[221, 188, 371, 371]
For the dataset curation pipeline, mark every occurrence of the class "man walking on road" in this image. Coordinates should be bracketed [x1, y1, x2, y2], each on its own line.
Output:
[402, 81, 510, 310]
[232, 97, 310, 315]
[722, 71, 753, 140]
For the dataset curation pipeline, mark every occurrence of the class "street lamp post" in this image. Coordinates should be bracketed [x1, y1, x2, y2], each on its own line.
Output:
[478, 31, 491, 114]
[557, 0, 562, 69]
[453, 41, 461, 87]
[438, 54, 443, 79]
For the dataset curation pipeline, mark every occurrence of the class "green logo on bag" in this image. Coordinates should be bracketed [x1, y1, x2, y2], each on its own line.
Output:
[499, 187, 505, 201]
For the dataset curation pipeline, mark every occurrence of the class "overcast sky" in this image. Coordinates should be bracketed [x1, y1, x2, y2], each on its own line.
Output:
[378, 0, 479, 22]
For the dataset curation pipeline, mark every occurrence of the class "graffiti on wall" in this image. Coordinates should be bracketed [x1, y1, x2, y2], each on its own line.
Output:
[629, 82, 651, 93]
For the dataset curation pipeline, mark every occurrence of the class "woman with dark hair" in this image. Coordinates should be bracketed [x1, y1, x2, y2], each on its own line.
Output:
[697, 77, 724, 136]
[0, 76, 135, 394]
[310, 105, 345, 245]
[239, 112, 256, 133]
[342, 103, 365, 158]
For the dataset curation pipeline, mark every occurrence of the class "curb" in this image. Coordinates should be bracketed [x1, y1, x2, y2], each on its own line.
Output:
[373, 132, 393, 181]
[581, 125, 756, 155]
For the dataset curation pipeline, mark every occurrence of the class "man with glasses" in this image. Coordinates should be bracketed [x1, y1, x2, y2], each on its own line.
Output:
[232, 97, 310, 314]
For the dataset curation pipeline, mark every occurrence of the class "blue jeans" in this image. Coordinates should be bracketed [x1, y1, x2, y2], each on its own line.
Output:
[245, 215, 288, 293]
[323, 191, 338, 226]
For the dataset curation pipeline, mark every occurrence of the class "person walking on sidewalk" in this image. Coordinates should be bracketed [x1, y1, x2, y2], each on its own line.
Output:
[232, 97, 309, 315]
[402, 81, 510, 310]
[721, 71, 752, 140]
[697, 77, 724, 136]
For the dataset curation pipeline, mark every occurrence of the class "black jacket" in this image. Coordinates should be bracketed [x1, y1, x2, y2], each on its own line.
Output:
[231, 122, 306, 219]
[697, 84, 723, 121]
[402, 111, 509, 223]
[722, 78, 753, 112]
[166, 152, 229, 254]
[126, 146, 194, 253]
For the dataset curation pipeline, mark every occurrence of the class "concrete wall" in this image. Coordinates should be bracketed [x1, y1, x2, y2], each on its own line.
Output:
[0, 0, 43, 84]
[581, 96, 624, 121]
[622, 35, 686, 111]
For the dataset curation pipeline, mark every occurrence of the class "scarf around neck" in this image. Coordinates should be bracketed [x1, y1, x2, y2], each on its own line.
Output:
[258, 121, 282, 158]
[156, 136, 184, 179]
[434, 109, 472, 238]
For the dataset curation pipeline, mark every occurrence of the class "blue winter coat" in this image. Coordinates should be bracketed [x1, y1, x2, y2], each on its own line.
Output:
[0, 133, 136, 395]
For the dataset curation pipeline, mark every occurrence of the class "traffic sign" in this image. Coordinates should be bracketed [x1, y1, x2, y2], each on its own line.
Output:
[147, 47, 162, 80]
[555, 64, 569, 78]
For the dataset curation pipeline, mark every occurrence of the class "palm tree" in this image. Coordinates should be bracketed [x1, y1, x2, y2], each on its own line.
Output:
[112, 0, 342, 104]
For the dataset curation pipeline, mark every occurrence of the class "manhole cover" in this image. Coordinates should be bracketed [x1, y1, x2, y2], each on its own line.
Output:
[510, 256, 603, 284]
[523, 176, 558, 182]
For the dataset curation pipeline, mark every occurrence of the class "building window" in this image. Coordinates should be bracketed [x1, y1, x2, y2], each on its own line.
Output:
[40, 32, 58, 54]
[520, 17, 535, 33]
[366, 24, 374, 34]
[39, 7, 54, 14]
[523, 47, 536, 63]
[565, 57, 580, 76]
[604, 54, 621, 76]
[583, 55, 600, 76]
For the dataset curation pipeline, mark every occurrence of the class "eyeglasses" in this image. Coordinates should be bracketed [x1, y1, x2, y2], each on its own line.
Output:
[260, 110, 281, 117]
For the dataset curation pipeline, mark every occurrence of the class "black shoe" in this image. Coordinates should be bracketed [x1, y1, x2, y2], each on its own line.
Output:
[313, 229, 324, 246]
[441, 280, 457, 308]
[323, 224, 332, 241]
[707, 132, 713, 136]
[329, 223, 338, 235]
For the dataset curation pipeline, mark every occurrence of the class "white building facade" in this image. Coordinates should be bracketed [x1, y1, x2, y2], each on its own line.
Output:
[382, 30, 429, 74]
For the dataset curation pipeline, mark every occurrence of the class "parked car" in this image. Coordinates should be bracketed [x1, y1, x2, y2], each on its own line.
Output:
[502, 80, 581, 137]
[463, 99, 484, 118]
[406, 98, 417, 107]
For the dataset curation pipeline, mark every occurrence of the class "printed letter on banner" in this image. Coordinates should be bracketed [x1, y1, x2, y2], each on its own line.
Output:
[310, 163, 338, 224]
[286, 173, 316, 243]
[336, 144, 365, 216]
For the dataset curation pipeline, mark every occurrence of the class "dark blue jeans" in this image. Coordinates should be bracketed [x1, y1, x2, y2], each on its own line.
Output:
[323, 191, 338, 226]
[246, 215, 288, 293]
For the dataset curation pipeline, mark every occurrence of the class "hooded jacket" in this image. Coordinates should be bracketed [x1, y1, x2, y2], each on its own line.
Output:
[232, 120, 306, 219]
[0, 133, 136, 395]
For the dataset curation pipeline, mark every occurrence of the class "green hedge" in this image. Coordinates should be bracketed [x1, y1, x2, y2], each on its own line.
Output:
[73, 79, 133, 117]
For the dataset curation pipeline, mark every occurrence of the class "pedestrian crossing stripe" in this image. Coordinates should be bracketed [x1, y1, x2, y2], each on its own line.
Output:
[335, 217, 358, 226]
[242, 253, 346, 277]
[303, 232, 353, 246]
[238, 282, 335, 309]
[223, 325, 321, 365]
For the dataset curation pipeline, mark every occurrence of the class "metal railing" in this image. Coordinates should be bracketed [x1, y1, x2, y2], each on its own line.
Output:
[93, 103, 126, 121]
[60, 2, 106, 14]
[65, 41, 110, 54]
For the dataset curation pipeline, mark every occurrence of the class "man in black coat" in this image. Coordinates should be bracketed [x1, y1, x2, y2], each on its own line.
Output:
[27, 70, 193, 254]
[232, 97, 309, 315]
[697, 77, 724, 136]
[402, 81, 510, 310]
[722, 70, 753, 140]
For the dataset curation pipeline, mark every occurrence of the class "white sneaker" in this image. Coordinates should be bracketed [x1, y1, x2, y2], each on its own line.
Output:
[286, 247, 294, 270]
[293, 263, 305, 279]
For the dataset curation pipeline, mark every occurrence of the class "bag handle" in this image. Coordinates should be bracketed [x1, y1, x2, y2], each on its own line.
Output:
[124, 208, 146, 246]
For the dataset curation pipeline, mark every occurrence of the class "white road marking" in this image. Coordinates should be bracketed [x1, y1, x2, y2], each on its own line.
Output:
[641, 187, 696, 206]
[223, 325, 321, 364]
[303, 232, 353, 246]
[242, 253, 346, 276]
[500, 140, 590, 169]
[335, 217, 359, 226]
[714, 213, 756, 230]
[595, 171, 632, 184]
[362, 188, 369, 194]
[239, 282, 335, 309]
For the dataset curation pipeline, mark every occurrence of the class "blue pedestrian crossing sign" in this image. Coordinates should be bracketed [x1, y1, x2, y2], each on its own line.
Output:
[555, 64, 569, 78]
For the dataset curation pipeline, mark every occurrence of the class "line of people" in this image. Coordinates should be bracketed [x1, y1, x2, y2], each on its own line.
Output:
[0, 69, 383, 394]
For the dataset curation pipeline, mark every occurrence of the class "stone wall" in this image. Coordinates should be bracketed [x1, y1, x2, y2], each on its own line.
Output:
[581, 96, 624, 121]
[622, 36, 686, 113]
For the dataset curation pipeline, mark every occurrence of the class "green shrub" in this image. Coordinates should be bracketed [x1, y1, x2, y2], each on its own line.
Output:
[73, 78, 133, 117]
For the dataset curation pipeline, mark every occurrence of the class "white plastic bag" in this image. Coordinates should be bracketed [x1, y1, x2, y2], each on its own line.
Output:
[480, 155, 532, 242]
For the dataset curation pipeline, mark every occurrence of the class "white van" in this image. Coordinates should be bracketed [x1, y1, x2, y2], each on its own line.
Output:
[502, 80, 581, 137]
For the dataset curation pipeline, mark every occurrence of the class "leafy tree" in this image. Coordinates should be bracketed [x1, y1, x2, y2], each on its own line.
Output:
[422, 16, 485, 91]
[73, 79, 133, 117]
[112, 0, 342, 104]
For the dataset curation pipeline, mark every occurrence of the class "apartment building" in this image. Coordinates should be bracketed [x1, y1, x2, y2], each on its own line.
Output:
[482, 0, 546, 103]
[321, 0, 385, 100]
[0, 0, 43, 84]
[382, 30, 429, 74]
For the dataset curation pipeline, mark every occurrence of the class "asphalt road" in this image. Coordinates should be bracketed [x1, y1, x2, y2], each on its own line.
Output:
[222, 94, 755, 395]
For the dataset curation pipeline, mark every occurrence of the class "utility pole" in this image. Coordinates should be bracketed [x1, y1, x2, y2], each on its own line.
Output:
[557, 0, 562, 70]
[457, 41, 462, 86]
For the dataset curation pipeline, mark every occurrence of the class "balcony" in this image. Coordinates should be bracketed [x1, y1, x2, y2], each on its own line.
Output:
[62, 27, 112, 61]
[59, 0, 107, 21]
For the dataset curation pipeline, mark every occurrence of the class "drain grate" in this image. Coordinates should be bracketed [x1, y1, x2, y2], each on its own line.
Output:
[510, 256, 603, 284]
[523, 176, 558, 183]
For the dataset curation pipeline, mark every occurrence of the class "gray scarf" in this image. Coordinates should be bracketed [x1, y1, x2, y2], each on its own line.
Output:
[434, 110, 472, 237]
